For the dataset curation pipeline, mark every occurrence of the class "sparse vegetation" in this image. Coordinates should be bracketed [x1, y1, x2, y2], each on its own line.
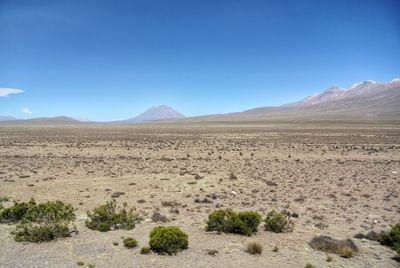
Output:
[123, 237, 138, 248]
[140, 246, 151, 254]
[305, 263, 315, 268]
[272, 245, 279, 252]
[246, 241, 263, 255]
[326, 255, 333, 262]
[0, 198, 36, 223]
[206, 209, 262, 236]
[381, 223, 400, 255]
[149, 226, 188, 255]
[339, 246, 354, 258]
[264, 210, 294, 233]
[0, 198, 76, 242]
[13, 200, 76, 242]
[85, 199, 140, 232]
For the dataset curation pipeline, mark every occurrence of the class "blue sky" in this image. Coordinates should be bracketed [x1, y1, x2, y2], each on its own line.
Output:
[1, 0, 399, 121]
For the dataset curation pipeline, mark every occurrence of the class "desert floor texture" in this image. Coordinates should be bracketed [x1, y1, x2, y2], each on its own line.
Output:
[0, 123, 399, 268]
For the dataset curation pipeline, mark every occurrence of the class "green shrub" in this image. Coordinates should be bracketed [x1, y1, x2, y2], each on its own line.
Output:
[264, 210, 294, 233]
[206, 209, 236, 233]
[85, 199, 139, 232]
[140, 246, 151, 254]
[246, 241, 263, 255]
[238, 211, 262, 234]
[206, 209, 262, 236]
[381, 223, 400, 255]
[0, 198, 36, 223]
[149, 226, 188, 255]
[123, 237, 138, 248]
[12, 200, 76, 242]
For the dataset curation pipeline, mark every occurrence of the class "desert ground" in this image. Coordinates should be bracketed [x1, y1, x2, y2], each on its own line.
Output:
[0, 122, 399, 268]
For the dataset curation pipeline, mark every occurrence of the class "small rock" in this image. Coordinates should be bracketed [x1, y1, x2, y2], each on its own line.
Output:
[151, 211, 169, 222]
[111, 192, 125, 198]
[206, 249, 218, 256]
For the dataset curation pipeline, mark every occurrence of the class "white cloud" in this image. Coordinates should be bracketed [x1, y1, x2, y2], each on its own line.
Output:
[0, 88, 24, 97]
[21, 108, 32, 115]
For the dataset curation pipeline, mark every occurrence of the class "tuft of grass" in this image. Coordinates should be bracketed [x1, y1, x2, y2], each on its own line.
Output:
[246, 241, 263, 255]
[77, 261, 84, 266]
[85, 199, 140, 232]
[305, 263, 315, 268]
[140, 246, 151, 254]
[326, 255, 333, 262]
[113, 241, 119, 246]
[123, 237, 138, 248]
[339, 246, 354, 258]
[272, 245, 279, 252]
[264, 210, 294, 233]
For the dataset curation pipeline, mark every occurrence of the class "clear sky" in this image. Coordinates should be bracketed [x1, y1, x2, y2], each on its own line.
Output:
[1, 0, 399, 121]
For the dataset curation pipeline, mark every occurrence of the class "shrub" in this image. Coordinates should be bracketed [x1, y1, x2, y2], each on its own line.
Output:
[264, 210, 294, 233]
[238, 211, 262, 234]
[85, 199, 140, 232]
[149, 226, 188, 255]
[305, 264, 315, 268]
[13, 200, 76, 242]
[140, 246, 151, 254]
[206, 209, 262, 236]
[123, 237, 138, 248]
[0, 198, 36, 223]
[246, 241, 263, 255]
[381, 223, 400, 255]
[326, 255, 333, 262]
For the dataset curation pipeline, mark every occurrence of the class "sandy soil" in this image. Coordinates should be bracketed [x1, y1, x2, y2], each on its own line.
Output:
[0, 123, 399, 268]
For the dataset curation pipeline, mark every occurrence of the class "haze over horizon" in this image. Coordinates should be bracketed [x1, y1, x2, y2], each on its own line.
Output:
[1, 0, 399, 121]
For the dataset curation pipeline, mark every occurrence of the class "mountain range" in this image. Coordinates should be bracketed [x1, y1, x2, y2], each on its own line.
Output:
[1, 78, 399, 124]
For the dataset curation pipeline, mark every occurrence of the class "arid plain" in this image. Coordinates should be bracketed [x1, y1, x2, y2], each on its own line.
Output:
[0, 122, 399, 268]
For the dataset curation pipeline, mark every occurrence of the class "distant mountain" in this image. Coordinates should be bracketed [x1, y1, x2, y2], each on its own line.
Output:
[1, 79, 399, 125]
[0, 116, 82, 125]
[26, 116, 81, 124]
[284, 78, 400, 107]
[179, 78, 400, 122]
[123, 105, 185, 123]
[0, 116, 17, 121]
[285, 86, 345, 107]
